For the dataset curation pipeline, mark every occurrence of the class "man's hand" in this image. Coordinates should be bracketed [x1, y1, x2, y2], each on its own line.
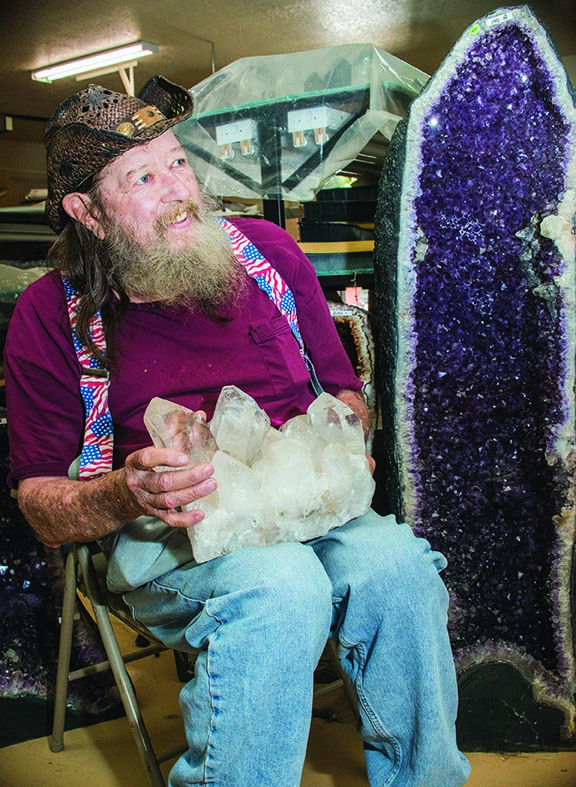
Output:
[124, 446, 217, 528]
[17, 445, 218, 547]
[335, 388, 370, 439]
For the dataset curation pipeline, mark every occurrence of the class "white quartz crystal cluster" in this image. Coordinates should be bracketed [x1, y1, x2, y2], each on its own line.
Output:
[144, 386, 375, 563]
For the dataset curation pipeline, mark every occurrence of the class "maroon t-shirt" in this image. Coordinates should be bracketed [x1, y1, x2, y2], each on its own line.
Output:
[4, 217, 362, 486]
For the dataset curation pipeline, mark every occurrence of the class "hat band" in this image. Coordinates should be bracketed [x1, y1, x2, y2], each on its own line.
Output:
[115, 105, 166, 137]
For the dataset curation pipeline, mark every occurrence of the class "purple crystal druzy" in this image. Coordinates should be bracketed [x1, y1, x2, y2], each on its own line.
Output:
[375, 19, 574, 676]
[0, 454, 120, 721]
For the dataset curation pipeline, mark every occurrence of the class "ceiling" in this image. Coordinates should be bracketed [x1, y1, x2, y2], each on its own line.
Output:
[0, 0, 575, 206]
[2, 0, 576, 145]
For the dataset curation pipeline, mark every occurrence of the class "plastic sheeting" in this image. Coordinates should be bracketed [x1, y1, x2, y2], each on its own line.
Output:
[176, 43, 428, 201]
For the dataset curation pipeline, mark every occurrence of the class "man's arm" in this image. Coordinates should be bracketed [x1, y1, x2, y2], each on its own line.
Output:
[17, 446, 217, 548]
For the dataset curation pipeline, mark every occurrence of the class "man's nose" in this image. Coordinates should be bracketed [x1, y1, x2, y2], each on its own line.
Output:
[161, 170, 192, 201]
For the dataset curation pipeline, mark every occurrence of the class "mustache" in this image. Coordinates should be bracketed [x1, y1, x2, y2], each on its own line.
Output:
[156, 199, 201, 230]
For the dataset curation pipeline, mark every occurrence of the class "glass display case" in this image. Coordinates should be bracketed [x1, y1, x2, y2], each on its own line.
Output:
[177, 43, 428, 204]
[176, 44, 427, 284]
[0, 206, 53, 364]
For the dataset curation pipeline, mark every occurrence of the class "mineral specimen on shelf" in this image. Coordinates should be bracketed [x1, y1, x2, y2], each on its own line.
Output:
[374, 6, 576, 744]
[144, 387, 374, 563]
[327, 302, 377, 453]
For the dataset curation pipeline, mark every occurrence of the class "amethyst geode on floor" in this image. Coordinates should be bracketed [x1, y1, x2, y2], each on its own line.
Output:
[0, 418, 122, 746]
[374, 6, 576, 744]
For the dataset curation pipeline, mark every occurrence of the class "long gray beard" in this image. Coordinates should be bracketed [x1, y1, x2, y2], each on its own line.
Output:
[102, 201, 248, 309]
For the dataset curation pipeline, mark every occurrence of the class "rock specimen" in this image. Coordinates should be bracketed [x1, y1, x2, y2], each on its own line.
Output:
[0, 424, 122, 746]
[374, 6, 576, 744]
[145, 386, 374, 563]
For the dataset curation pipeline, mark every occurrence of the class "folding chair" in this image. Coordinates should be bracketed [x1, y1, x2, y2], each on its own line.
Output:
[49, 542, 186, 786]
[48, 541, 355, 787]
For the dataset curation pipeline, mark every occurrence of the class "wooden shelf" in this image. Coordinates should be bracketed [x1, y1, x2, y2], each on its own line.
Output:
[299, 240, 374, 285]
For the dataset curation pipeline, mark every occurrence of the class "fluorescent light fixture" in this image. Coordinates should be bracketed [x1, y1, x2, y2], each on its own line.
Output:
[32, 42, 159, 83]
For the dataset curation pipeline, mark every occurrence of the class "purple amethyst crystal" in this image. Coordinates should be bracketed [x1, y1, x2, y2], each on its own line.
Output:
[374, 6, 576, 743]
[0, 433, 122, 744]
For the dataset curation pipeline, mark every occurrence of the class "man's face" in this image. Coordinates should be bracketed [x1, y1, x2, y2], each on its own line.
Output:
[96, 129, 204, 249]
[87, 129, 245, 308]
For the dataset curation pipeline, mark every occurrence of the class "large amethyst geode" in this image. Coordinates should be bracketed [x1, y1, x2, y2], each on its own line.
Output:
[374, 6, 576, 740]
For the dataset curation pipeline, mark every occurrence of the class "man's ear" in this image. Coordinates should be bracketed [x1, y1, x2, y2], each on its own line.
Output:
[61, 193, 105, 239]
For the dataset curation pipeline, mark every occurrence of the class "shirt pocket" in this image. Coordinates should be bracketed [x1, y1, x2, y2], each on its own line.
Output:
[249, 314, 310, 396]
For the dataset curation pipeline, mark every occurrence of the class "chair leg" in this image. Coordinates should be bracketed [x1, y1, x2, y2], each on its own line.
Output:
[326, 637, 359, 718]
[49, 548, 78, 753]
[75, 543, 167, 787]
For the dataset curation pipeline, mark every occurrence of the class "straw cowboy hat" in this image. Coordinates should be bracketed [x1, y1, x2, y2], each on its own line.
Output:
[44, 75, 194, 233]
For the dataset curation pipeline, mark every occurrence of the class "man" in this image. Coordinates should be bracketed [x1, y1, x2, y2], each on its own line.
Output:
[4, 76, 469, 786]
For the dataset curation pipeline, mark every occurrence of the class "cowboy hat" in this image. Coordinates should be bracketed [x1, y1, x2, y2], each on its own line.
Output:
[45, 75, 194, 233]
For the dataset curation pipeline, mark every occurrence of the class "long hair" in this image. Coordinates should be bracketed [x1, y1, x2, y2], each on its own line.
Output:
[48, 181, 235, 368]
[47, 179, 130, 368]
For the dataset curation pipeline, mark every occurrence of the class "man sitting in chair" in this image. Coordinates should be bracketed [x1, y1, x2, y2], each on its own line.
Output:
[4, 76, 469, 787]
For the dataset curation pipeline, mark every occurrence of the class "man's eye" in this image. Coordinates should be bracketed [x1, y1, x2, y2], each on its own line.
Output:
[174, 157, 187, 168]
[137, 174, 151, 184]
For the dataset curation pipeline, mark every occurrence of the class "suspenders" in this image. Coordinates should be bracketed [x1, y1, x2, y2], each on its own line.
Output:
[63, 277, 113, 479]
[64, 219, 321, 479]
[220, 219, 323, 397]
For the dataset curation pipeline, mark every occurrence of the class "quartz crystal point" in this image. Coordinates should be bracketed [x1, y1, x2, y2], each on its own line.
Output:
[144, 387, 375, 564]
[374, 5, 576, 744]
[306, 392, 367, 456]
[210, 385, 271, 465]
[144, 397, 217, 466]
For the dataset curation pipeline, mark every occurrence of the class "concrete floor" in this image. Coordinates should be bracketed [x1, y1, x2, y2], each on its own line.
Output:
[1, 620, 575, 786]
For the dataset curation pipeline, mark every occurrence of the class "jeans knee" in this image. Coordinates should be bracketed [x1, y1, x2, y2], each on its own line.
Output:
[260, 544, 332, 632]
[315, 513, 449, 613]
[211, 542, 333, 642]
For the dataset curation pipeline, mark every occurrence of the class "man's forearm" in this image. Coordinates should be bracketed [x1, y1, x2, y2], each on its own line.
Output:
[17, 446, 217, 547]
[17, 469, 142, 547]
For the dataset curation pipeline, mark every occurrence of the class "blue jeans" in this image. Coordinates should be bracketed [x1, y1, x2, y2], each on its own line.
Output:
[123, 511, 470, 786]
